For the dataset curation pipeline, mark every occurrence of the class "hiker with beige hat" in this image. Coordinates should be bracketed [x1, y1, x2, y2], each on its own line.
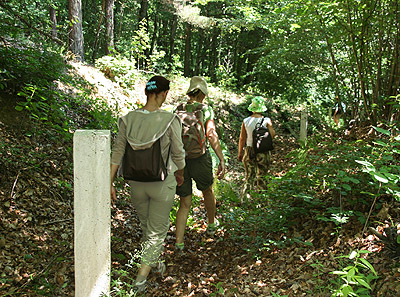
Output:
[174, 76, 225, 251]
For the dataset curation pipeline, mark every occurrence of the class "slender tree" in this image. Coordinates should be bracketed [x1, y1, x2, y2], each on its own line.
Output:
[68, 0, 84, 61]
[184, 23, 192, 77]
[49, 5, 57, 39]
[105, 0, 115, 55]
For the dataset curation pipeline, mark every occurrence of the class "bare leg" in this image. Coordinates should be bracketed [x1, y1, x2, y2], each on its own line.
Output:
[202, 186, 216, 224]
[175, 195, 192, 244]
[136, 264, 152, 281]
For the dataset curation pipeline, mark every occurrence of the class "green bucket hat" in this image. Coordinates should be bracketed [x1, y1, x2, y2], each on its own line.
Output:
[248, 96, 267, 113]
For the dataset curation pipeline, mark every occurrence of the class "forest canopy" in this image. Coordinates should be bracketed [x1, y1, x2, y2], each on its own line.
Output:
[1, 1, 400, 296]
[0, 0, 399, 125]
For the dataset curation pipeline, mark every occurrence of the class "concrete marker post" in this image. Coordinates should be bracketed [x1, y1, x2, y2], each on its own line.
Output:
[73, 130, 111, 297]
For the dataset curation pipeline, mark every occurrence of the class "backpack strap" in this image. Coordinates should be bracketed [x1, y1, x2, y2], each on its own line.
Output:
[165, 143, 171, 167]
[176, 103, 185, 111]
[255, 116, 265, 129]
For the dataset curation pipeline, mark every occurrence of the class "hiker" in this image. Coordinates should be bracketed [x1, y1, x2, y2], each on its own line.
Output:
[237, 96, 276, 194]
[332, 99, 346, 126]
[110, 76, 185, 293]
[174, 76, 225, 251]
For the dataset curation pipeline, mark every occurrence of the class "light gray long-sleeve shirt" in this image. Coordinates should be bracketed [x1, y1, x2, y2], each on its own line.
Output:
[111, 109, 186, 174]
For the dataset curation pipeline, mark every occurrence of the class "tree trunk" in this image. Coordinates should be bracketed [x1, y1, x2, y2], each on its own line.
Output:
[315, 7, 351, 102]
[346, 0, 370, 122]
[234, 29, 244, 87]
[194, 29, 204, 75]
[184, 23, 192, 77]
[68, 0, 84, 61]
[149, 13, 159, 57]
[138, 0, 148, 69]
[209, 27, 219, 81]
[105, 0, 114, 55]
[138, 0, 148, 24]
[49, 5, 57, 39]
[168, 14, 178, 68]
[117, 1, 125, 41]
[92, 0, 105, 61]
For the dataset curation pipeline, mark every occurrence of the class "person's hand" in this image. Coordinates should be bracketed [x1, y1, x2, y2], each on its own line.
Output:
[217, 161, 225, 180]
[175, 175, 184, 186]
[174, 169, 184, 186]
[111, 185, 117, 204]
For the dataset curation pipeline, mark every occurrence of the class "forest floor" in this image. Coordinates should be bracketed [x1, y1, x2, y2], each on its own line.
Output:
[0, 62, 399, 296]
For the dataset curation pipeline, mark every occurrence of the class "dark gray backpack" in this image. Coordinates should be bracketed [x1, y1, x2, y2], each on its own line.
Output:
[251, 117, 273, 159]
[121, 139, 170, 182]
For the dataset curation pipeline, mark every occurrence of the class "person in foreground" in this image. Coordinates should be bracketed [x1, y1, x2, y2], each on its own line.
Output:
[237, 96, 276, 194]
[110, 76, 185, 292]
[174, 76, 225, 251]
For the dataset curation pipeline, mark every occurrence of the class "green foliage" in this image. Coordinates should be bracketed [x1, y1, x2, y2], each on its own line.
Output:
[130, 19, 151, 69]
[222, 122, 397, 259]
[210, 282, 225, 296]
[271, 293, 289, 297]
[309, 260, 330, 295]
[1, 46, 121, 141]
[317, 207, 352, 226]
[110, 252, 141, 297]
[220, 180, 307, 255]
[355, 126, 400, 201]
[170, 194, 201, 227]
[95, 56, 137, 89]
[330, 250, 378, 297]
[0, 46, 66, 93]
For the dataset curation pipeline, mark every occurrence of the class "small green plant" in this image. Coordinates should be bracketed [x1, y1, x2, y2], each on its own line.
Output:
[110, 252, 142, 297]
[330, 250, 378, 297]
[271, 292, 289, 297]
[309, 260, 329, 295]
[316, 207, 353, 237]
[210, 281, 225, 296]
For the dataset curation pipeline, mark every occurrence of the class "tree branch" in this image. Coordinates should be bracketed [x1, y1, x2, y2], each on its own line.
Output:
[0, 2, 64, 46]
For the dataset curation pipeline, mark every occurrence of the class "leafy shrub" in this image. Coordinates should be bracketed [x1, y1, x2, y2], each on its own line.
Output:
[356, 126, 400, 201]
[0, 46, 66, 94]
[95, 55, 137, 89]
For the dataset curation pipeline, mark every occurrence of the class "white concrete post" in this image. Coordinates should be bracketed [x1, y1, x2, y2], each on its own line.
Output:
[73, 130, 111, 297]
[300, 107, 308, 142]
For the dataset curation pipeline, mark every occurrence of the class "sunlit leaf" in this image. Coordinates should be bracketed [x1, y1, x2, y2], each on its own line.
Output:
[373, 126, 391, 136]
[373, 173, 388, 183]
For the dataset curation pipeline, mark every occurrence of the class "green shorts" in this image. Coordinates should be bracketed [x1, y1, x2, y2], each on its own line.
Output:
[176, 150, 214, 197]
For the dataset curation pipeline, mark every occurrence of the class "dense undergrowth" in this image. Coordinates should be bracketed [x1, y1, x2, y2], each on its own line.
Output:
[1, 45, 400, 296]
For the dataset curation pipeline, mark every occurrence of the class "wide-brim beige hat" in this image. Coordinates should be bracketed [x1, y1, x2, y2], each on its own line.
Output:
[186, 76, 208, 96]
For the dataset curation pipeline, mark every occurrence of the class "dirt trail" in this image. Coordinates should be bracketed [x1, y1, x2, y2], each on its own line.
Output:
[1, 62, 398, 296]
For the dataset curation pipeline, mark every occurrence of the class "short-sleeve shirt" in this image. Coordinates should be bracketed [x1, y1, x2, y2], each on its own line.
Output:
[243, 116, 271, 147]
[184, 102, 214, 124]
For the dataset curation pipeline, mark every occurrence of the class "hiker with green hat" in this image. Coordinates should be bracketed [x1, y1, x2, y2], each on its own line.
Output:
[238, 96, 276, 196]
[174, 76, 225, 251]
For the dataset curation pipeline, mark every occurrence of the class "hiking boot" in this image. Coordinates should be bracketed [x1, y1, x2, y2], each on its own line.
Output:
[206, 221, 219, 237]
[133, 280, 158, 295]
[175, 242, 185, 251]
[133, 280, 150, 294]
[174, 243, 186, 257]
[153, 262, 166, 278]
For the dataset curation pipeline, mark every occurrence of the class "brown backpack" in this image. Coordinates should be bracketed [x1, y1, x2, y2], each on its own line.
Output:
[176, 103, 207, 159]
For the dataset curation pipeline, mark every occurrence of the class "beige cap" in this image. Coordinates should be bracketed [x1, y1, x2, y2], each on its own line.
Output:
[186, 76, 208, 96]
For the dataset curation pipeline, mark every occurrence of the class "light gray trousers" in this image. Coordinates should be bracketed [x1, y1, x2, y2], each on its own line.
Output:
[129, 174, 176, 266]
